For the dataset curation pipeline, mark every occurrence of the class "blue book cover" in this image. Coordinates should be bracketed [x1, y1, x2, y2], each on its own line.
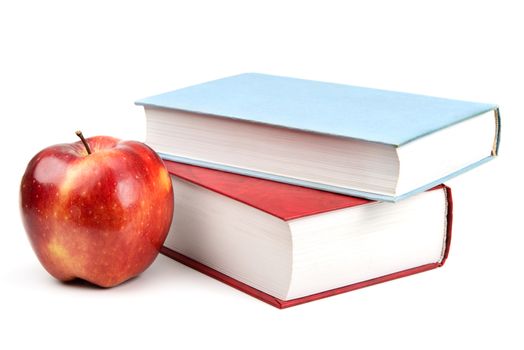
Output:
[136, 73, 500, 201]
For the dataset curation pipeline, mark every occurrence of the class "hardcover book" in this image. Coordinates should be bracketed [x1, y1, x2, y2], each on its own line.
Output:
[162, 161, 453, 308]
[136, 73, 499, 201]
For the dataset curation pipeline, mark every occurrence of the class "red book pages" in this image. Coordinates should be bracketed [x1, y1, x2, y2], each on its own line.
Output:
[163, 160, 453, 308]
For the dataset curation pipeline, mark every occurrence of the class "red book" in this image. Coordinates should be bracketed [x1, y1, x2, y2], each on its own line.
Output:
[162, 160, 453, 309]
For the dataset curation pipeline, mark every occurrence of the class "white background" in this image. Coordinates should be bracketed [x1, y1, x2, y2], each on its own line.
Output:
[1, 1, 522, 349]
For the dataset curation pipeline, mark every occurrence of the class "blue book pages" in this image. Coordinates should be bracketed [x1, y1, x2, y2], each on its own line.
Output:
[135, 73, 497, 146]
[157, 153, 494, 202]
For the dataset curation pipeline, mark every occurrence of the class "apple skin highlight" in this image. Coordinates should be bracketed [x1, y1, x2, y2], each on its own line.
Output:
[20, 135, 174, 287]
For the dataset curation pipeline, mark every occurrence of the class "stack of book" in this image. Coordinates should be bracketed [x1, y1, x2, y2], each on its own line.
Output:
[136, 73, 500, 308]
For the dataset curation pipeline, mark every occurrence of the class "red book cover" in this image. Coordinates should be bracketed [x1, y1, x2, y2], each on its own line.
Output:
[162, 161, 453, 309]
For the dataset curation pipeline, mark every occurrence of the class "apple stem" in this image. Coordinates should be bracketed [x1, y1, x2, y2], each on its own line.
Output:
[75, 130, 92, 155]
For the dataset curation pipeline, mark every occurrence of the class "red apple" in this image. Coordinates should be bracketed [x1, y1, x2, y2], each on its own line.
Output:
[20, 132, 174, 287]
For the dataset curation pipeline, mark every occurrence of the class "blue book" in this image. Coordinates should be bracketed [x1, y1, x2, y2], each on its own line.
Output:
[136, 73, 500, 201]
